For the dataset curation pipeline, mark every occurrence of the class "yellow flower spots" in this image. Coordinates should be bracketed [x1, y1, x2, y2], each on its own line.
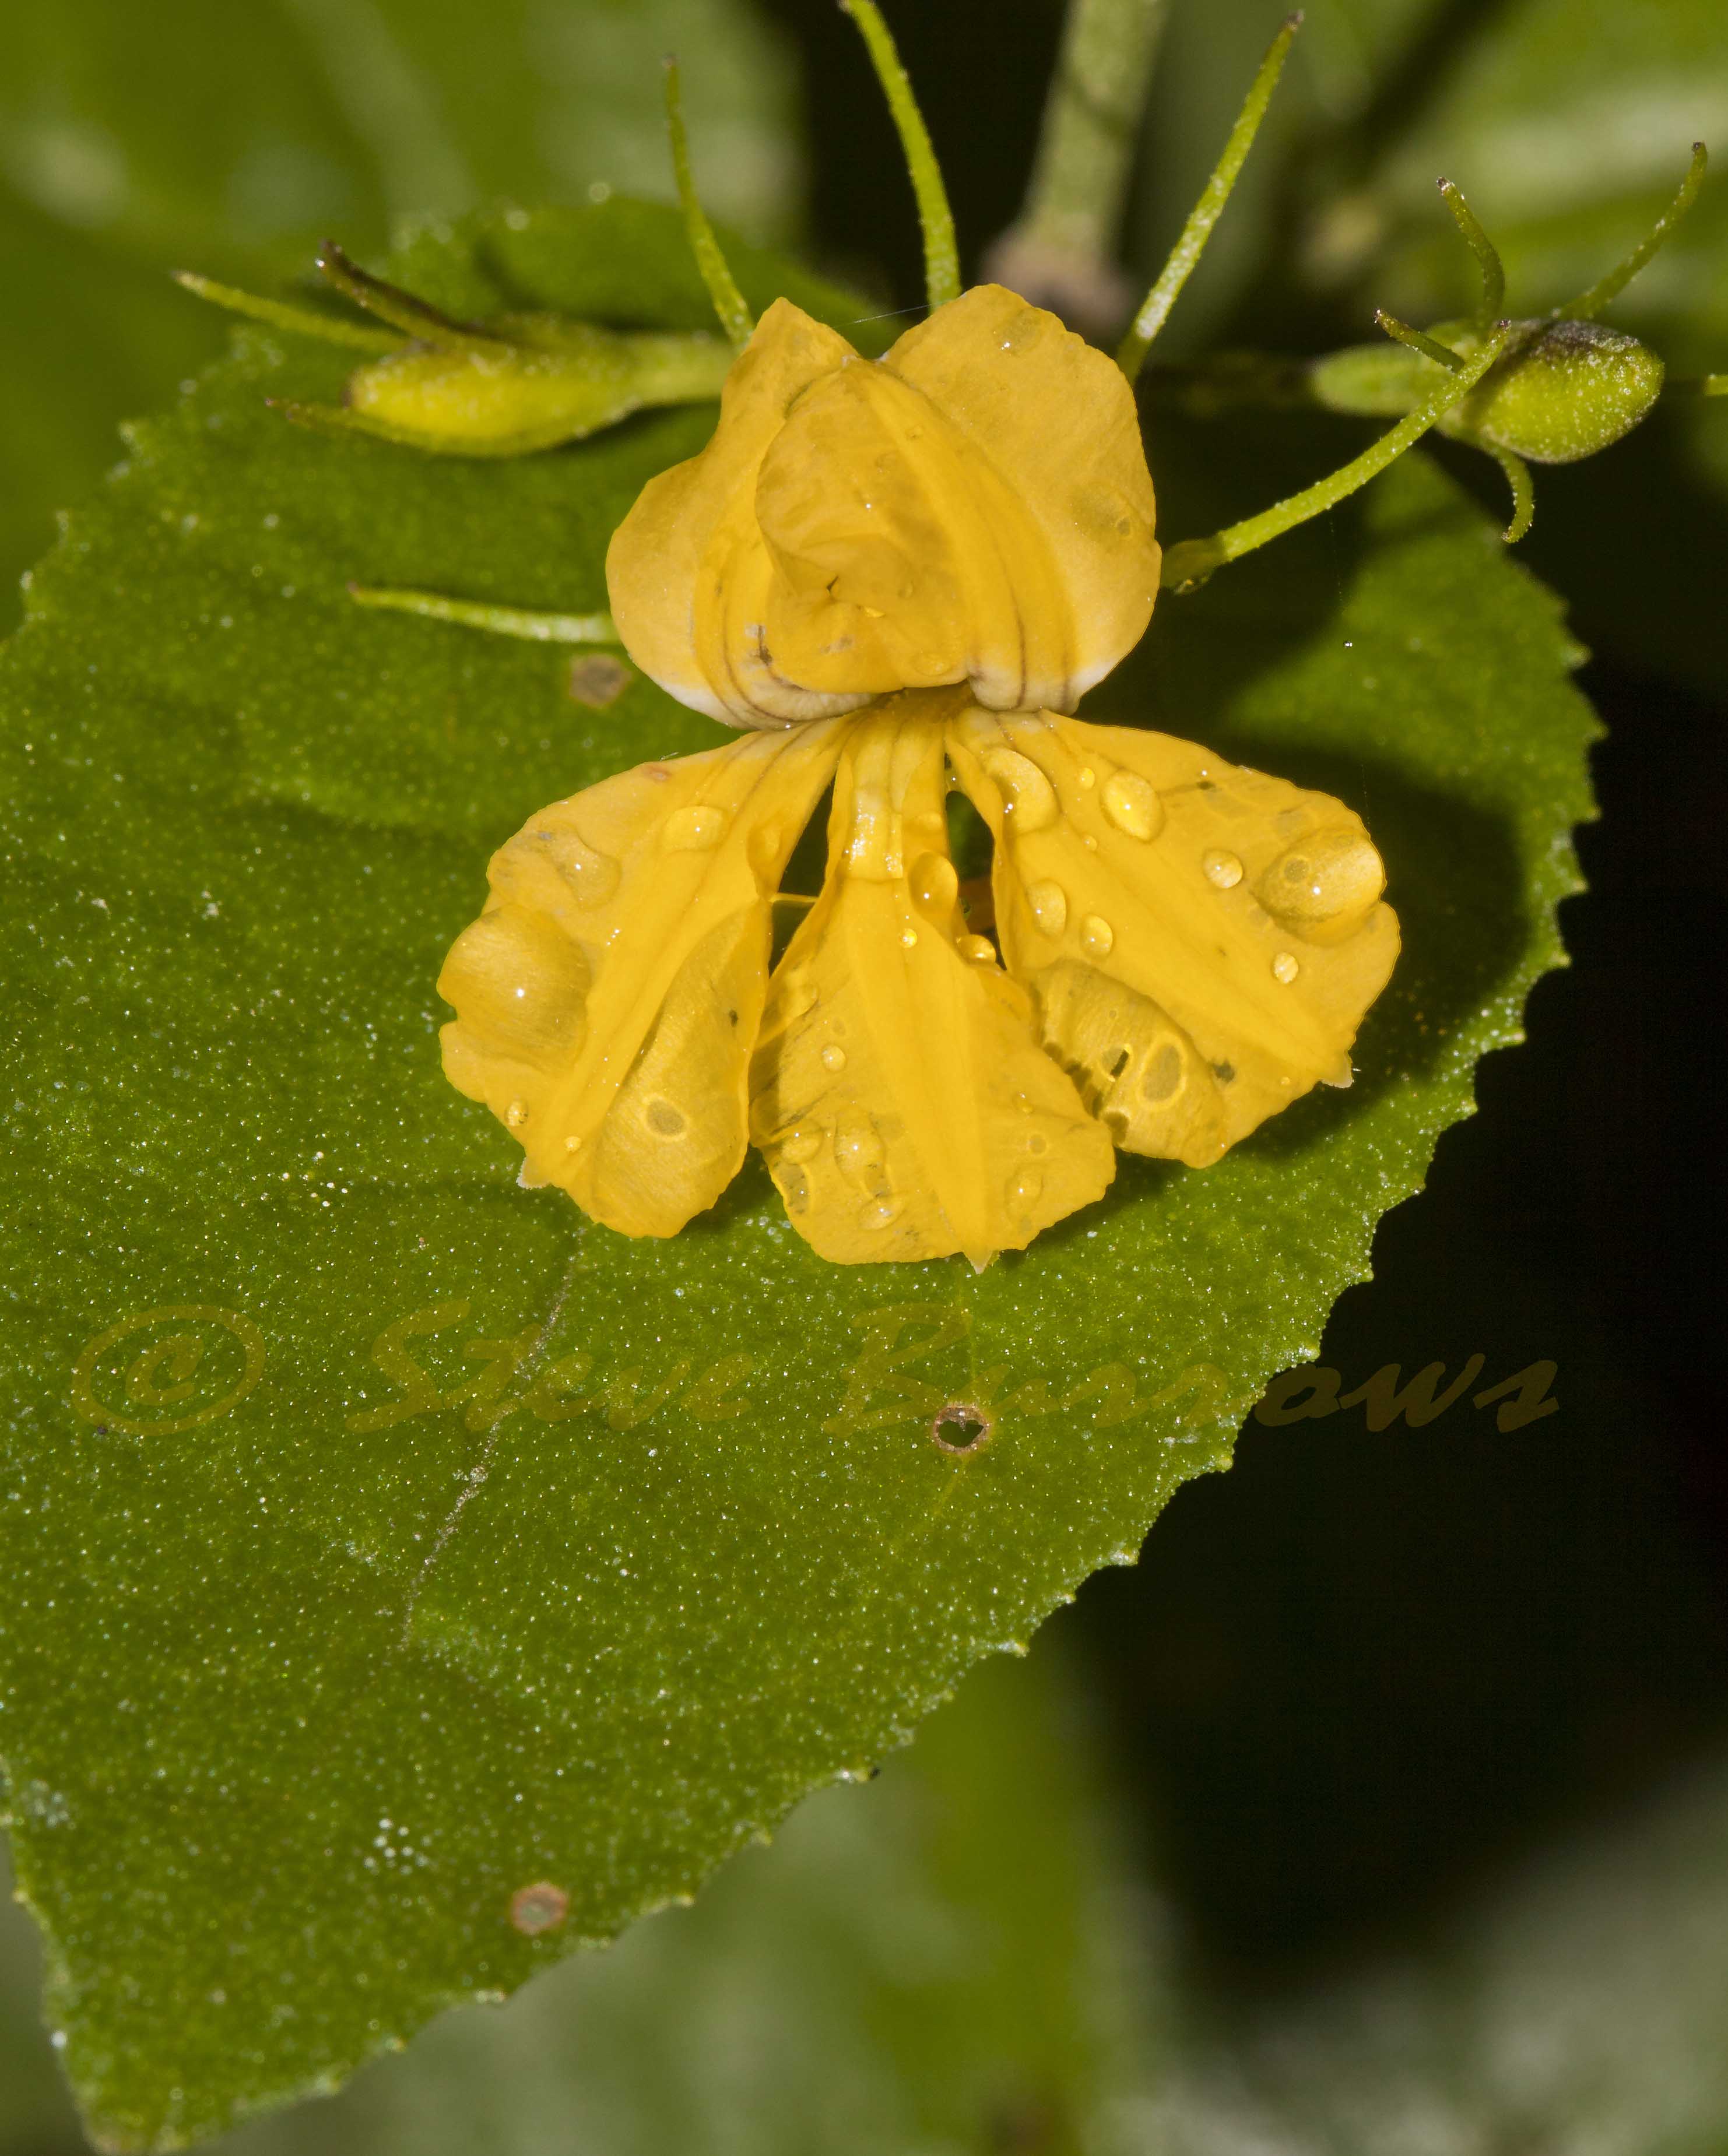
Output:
[439, 280, 1399, 1265]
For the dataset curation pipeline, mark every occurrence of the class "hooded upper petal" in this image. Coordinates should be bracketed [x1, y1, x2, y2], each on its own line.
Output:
[438, 722, 844, 1234]
[749, 695, 1115, 1266]
[947, 708, 1399, 1162]
[606, 287, 1160, 731]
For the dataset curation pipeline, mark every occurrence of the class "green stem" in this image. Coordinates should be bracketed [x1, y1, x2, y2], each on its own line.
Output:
[1376, 309, 1466, 371]
[1010, 0, 1168, 271]
[1437, 180, 1505, 331]
[1558, 141, 1708, 321]
[1160, 323, 1509, 588]
[841, 0, 961, 312]
[663, 57, 754, 349]
[171, 270, 401, 354]
[1488, 446, 1535, 543]
[315, 241, 504, 353]
[348, 585, 619, 643]
[1118, 12, 1301, 381]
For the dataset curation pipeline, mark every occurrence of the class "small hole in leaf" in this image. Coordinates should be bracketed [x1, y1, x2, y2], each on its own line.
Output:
[509, 1881, 569, 1936]
[931, 1401, 993, 1455]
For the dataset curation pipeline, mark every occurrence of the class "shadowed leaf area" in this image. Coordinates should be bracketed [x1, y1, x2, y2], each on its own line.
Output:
[0, 200, 1595, 2146]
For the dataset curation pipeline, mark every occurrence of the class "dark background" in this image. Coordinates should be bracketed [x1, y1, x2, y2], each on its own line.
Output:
[765, 0, 1727, 1998]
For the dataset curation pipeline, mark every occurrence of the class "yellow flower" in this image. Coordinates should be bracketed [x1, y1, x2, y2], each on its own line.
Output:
[438, 287, 1399, 1267]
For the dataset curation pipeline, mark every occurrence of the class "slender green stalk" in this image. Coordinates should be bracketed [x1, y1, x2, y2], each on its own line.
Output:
[1159, 324, 1509, 588]
[1118, 12, 1301, 381]
[663, 57, 754, 349]
[349, 585, 619, 643]
[1558, 142, 1708, 320]
[998, 0, 1167, 280]
[1488, 446, 1535, 543]
[1376, 309, 1466, 371]
[315, 241, 503, 353]
[171, 270, 401, 354]
[841, 0, 961, 312]
[1438, 180, 1504, 331]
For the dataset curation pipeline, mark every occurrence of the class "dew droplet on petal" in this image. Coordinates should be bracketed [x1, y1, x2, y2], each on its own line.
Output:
[821, 1044, 848, 1072]
[959, 934, 996, 963]
[662, 804, 729, 852]
[1203, 849, 1243, 889]
[1027, 879, 1068, 936]
[909, 851, 958, 916]
[1101, 771, 1164, 841]
[900, 927, 918, 948]
[858, 1197, 901, 1231]
[1272, 950, 1300, 983]
[644, 1098, 686, 1136]
[1008, 1167, 1044, 1209]
[778, 1126, 823, 1165]
[535, 828, 620, 906]
[982, 748, 1059, 832]
[1256, 829, 1385, 935]
[1080, 915, 1115, 957]
[1079, 766, 1097, 789]
[781, 1165, 811, 1214]
[505, 1099, 529, 1128]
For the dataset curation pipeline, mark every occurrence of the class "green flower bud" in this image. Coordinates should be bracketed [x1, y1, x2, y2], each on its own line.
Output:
[1309, 318, 1666, 466]
[1434, 318, 1666, 463]
[335, 316, 734, 457]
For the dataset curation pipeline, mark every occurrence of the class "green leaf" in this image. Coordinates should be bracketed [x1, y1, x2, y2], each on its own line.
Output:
[1, 1638, 1161, 2155]
[0, 206, 1594, 2147]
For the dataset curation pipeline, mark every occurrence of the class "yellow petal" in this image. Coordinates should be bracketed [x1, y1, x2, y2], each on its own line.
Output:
[947, 708, 1400, 1165]
[883, 286, 1158, 704]
[749, 697, 1114, 1267]
[606, 288, 1160, 730]
[606, 298, 872, 730]
[438, 722, 845, 1236]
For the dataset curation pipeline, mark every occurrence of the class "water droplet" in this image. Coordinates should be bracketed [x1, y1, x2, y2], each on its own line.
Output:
[781, 1165, 810, 1214]
[779, 1126, 823, 1164]
[532, 828, 620, 907]
[982, 748, 1059, 832]
[1102, 771, 1164, 841]
[564, 1134, 582, 1153]
[821, 1044, 848, 1072]
[959, 934, 996, 964]
[1078, 766, 1097, 789]
[644, 1098, 686, 1136]
[909, 851, 957, 917]
[662, 804, 729, 852]
[505, 1099, 529, 1128]
[1080, 915, 1115, 957]
[1272, 949, 1300, 983]
[883, 851, 904, 878]
[1008, 1167, 1044, 1209]
[900, 927, 918, 947]
[1027, 879, 1068, 936]
[1081, 833, 1098, 852]
[858, 1197, 901, 1231]
[1256, 829, 1385, 935]
[833, 1119, 887, 1186]
[1203, 849, 1244, 889]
